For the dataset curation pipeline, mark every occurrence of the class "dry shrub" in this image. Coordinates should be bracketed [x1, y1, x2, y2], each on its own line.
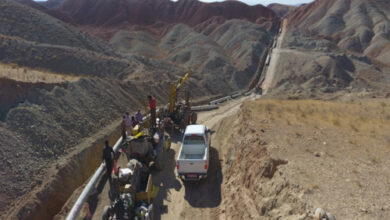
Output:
[332, 118, 341, 126]
[350, 124, 359, 132]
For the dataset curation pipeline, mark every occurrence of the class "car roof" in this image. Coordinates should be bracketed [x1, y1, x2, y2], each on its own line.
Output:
[184, 125, 206, 135]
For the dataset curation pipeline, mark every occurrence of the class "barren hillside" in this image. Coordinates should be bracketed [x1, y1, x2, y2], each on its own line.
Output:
[286, 0, 390, 65]
[268, 3, 296, 18]
[0, 0, 131, 76]
[58, 0, 276, 37]
[265, 0, 390, 97]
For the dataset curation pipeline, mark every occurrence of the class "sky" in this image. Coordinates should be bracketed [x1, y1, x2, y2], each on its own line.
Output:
[34, 0, 314, 6]
[198, 0, 314, 6]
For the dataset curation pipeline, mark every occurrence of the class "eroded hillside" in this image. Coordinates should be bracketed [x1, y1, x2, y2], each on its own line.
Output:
[265, 0, 390, 98]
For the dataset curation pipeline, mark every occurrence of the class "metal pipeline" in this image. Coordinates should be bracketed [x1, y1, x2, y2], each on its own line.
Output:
[191, 105, 219, 111]
[231, 93, 242, 99]
[209, 96, 231, 105]
[66, 136, 123, 220]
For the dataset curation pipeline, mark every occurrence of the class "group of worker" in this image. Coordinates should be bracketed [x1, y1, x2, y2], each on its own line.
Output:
[103, 95, 157, 182]
[120, 110, 143, 140]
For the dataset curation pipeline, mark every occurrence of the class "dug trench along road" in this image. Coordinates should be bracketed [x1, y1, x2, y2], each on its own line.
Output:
[72, 19, 287, 220]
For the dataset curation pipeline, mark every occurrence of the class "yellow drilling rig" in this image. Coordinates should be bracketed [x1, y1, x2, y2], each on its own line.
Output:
[165, 70, 197, 130]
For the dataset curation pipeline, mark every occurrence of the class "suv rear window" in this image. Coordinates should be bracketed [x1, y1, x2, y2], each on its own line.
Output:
[183, 135, 205, 145]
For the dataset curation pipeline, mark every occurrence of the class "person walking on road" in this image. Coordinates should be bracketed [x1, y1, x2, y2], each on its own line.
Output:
[148, 95, 156, 128]
[103, 140, 114, 182]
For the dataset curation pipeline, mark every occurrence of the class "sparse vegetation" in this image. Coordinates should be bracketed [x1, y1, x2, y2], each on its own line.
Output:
[251, 99, 390, 137]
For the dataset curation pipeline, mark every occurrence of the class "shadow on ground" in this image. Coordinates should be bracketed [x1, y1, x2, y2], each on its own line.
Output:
[152, 130, 183, 220]
[87, 172, 118, 217]
[183, 146, 222, 208]
[152, 148, 182, 220]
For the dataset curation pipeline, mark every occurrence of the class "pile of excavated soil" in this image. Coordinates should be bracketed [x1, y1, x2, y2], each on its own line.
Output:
[0, 125, 46, 211]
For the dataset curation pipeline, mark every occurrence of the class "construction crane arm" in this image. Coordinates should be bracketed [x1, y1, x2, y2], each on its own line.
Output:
[176, 71, 191, 89]
[169, 70, 192, 114]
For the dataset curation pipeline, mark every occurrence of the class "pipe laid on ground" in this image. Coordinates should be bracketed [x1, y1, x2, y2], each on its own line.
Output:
[66, 136, 123, 220]
[191, 105, 219, 111]
[244, 91, 252, 96]
[209, 96, 231, 105]
[231, 93, 242, 99]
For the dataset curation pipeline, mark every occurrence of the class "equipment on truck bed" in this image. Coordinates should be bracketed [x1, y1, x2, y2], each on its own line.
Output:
[104, 127, 166, 220]
[104, 157, 157, 220]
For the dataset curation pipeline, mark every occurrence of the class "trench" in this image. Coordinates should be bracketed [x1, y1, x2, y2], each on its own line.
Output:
[10, 126, 122, 220]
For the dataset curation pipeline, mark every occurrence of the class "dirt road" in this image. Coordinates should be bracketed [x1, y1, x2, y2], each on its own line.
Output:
[154, 94, 261, 220]
[261, 19, 287, 94]
[78, 94, 259, 220]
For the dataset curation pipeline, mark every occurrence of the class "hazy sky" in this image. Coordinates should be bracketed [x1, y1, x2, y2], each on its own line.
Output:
[34, 0, 314, 6]
[198, 0, 314, 6]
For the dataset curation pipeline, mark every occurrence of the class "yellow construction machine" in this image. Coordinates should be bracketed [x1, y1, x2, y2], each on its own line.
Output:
[165, 70, 197, 130]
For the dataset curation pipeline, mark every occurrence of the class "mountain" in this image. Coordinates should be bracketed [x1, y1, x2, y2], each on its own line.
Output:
[268, 3, 296, 18]
[286, 0, 390, 66]
[46, 0, 279, 93]
[263, 0, 390, 98]
[38, 0, 66, 9]
[57, 0, 276, 38]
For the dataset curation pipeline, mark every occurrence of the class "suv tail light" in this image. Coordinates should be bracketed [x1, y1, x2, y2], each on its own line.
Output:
[204, 162, 208, 170]
[176, 163, 179, 170]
